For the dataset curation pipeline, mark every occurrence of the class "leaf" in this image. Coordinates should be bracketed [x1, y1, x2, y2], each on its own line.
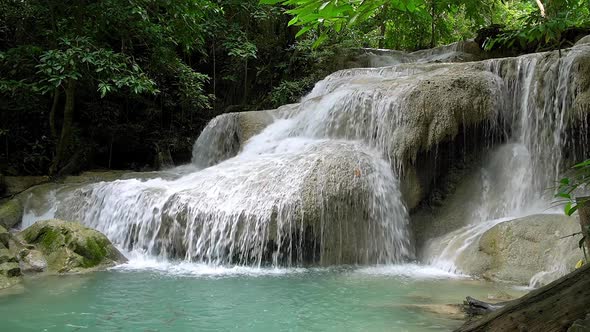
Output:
[295, 26, 312, 38]
[288, 16, 299, 26]
[312, 33, 328, 49]
[565, 203, 579, 216]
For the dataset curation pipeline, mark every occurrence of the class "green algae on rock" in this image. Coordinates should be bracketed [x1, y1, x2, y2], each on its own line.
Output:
[19, 219, 127, 273]
[0, 199, 24, 229]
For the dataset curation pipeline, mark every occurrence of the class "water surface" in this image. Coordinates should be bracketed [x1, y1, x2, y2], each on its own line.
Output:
[0, 263, 523, 332]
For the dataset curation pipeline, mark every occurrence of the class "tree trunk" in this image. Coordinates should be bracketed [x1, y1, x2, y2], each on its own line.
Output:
[243, 59, 248, 104]
[379, 22, 387, 48]
[50, 80, 76, 176]
[455, 263, 590, 332]
[430, 0, 437, 48]
[535, 0, 546, 18]
[49, 88, 60, 139]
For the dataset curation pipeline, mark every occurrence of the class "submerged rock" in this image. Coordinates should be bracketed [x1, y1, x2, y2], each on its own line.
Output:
[403, 303, 465, 321]
[454, 214, 582, 285]
[19, 219, 127, 273]
[0, 199, 24, 229]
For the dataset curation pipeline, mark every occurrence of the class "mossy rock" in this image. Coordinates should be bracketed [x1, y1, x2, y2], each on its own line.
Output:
[0, 249, 17, 264]
[4, 176, 49, 196]
[0, 225, 9, 248]
[19, 220, 127, 273]
[455, 214, 582, 285]
[0, 199, 23, 229]
[0, 274, 20, 290]
[0, 262, 21, 277]
[0, 261, 22, 291]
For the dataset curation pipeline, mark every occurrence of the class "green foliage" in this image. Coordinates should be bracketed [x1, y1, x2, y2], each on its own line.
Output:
[484, 0, 590, 51]
[0, 0, 225, 174]
[555, 159, 590, 256]
[261, 0, 498, 49]
[260, 0, 416, 47]
[556, 159, 590, 216]
[34, 37, 157, 97]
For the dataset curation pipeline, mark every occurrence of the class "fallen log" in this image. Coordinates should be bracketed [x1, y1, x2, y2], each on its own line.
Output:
[462, 297, 510, 317]
[456, 263, 590, 331]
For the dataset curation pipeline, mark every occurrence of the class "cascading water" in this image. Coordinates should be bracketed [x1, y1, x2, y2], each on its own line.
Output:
[429, 43, 590, 277]
[20, 41, 590, 275]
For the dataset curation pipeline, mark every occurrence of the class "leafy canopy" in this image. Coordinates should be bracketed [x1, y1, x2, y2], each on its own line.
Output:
[260, 0, 423, 47]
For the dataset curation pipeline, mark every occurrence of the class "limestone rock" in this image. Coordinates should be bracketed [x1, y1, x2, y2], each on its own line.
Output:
[0, 248, 17, 264]
[112, 141, 411, 265]
[4, 176, 49, 196]
[0, 261, 21, 290]
[575, 35, 590, 46]
[61, 170, 131, 184]
[455, 214, 582, 285]
[191, 104, 298, 168]
[0, 199, 24, 229]
[400, 167, 423, 210]
[18, 249, 47, 273]
[0, 262, 21, 277]
[0, 225, 9, 248]
[19, 219, 127, 273]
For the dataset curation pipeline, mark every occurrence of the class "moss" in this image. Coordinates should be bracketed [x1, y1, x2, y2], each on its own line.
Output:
[39, 228, 61, 251]
[0, 199, 24, 229]
[77, 237, 109, 268]
[19, 220, 126, 273]
[0, 262, 21, 277]
[0, 225, 9, 248]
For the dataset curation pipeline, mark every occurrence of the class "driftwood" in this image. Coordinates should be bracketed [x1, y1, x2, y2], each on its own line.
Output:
[462, 297, 510, 317]
[456, 263, 590, 332]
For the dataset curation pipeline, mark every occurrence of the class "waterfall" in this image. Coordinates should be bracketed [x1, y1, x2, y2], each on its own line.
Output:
[20, 42, 589, 271]
[429, 44, 590, 273]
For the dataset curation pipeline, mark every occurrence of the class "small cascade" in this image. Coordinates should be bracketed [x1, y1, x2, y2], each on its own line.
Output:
[40, 139, 410, 266]
[428, 44, 590, 275]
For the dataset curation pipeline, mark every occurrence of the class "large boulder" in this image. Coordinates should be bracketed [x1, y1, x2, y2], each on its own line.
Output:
[19, 219, 127, 273]
[0, 199, 24, 229]
[0, 227, 21, 290]
[156, 141, 411, 265]
[454, 214, 583, 285]
[50, 141, 411, 266]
